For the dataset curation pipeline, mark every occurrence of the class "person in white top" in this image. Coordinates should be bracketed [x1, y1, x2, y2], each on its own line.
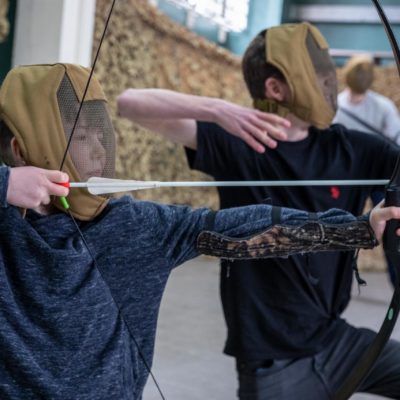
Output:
[333, 54, 400, 145]
[334, 54, 400, 287]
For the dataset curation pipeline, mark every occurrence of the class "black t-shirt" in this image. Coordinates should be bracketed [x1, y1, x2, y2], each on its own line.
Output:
[186, 122, 399, 361]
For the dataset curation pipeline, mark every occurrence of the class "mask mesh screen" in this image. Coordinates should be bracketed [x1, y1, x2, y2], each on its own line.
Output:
[305, 31, 333, 75]
[306, 31, 338, 112]
[57, 75, 115, 182]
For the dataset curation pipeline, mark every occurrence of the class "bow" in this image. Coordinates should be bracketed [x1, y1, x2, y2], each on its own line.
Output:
[334, 1, 400, 398]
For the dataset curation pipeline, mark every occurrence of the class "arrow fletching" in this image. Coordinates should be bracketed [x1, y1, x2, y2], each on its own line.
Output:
[69, 177, 160, 194]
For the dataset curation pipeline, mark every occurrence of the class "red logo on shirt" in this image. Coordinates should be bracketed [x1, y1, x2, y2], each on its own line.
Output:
[330, 186, 340, 200]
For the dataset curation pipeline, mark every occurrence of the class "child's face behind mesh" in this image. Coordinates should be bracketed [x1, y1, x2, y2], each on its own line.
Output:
[58, 75, 116, 183]
[69, 124, 107, 181]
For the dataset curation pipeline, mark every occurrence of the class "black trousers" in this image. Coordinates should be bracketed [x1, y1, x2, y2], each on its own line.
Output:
[236, 324, 400, 399]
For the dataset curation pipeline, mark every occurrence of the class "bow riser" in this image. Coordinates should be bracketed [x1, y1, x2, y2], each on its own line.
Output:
[384, 187, 400, 288]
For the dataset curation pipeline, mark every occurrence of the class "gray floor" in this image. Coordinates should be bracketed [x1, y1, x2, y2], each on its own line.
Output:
[143, 256, 400, 400]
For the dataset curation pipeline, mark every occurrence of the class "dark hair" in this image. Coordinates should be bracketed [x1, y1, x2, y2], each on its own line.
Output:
[0, 120, 15, 166]
[242, 30, 285, 100]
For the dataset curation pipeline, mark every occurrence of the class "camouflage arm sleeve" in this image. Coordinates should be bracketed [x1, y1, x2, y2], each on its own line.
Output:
[197, 220, 378, 259]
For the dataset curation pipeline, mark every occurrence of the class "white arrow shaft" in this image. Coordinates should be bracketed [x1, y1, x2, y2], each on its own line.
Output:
[68, 178, 389, 195]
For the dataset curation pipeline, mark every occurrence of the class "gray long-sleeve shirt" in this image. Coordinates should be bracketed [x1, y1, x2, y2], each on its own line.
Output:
[0, 167, 373, 399]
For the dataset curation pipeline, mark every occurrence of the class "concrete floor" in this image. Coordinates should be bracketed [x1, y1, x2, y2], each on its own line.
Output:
[143, 256, 400, 400]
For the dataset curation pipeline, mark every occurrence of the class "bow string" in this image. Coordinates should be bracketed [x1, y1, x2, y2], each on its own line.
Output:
[334, 1, 400, 398]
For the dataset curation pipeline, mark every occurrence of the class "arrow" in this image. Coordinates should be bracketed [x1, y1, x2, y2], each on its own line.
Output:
[60, 177, 389, 195]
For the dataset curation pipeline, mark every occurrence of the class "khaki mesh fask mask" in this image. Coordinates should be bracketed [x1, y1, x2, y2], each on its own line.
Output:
[255, 23, 338, 129]
[0, 63, 116, 221]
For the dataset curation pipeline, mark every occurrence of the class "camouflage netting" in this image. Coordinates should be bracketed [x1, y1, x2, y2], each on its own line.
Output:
[93, 0, 245, 210]
[0, 0, 9, 43]
[93, 0, 399, 271]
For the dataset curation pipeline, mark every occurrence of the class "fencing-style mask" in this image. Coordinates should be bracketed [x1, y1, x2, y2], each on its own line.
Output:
[255, 23, 338, 129]
[0, 63, 116, 220]
[343, 55, 374, 95]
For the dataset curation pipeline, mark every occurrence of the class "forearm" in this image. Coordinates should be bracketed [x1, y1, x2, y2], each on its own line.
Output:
[117, 89, 224, 149]
[117, 89, 220, 122]
[197, 205, 377, 259]
[212, 205, 364, 236]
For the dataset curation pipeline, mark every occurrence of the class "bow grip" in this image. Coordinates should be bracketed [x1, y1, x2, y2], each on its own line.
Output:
[383, 187, 400, 286]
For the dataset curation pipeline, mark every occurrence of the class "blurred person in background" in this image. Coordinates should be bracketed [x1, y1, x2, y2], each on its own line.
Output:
[334, 54, 400, 286]
[334, 54, 400, 145]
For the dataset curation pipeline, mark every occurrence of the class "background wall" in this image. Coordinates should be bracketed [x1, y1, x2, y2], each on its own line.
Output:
[283, 0, 400, 65]
[155, 0, 284, 55]
[154, 0, 400, 58]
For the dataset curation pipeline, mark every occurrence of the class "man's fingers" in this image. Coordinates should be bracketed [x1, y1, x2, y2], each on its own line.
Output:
[242, 122, 278, 149]
[239, 130, 266, 153]
[259, 132, 278, 149]
[265, 124, 288, 141]
[248, 116, 288, 141]
[383, 206, 400, 221]
[256, 111, 291, 128]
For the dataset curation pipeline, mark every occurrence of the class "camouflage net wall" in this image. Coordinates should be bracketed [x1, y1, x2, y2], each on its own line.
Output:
[0, 0, 9, 43]
[94, 0, 399, 271]
[94, 0, 245, 210]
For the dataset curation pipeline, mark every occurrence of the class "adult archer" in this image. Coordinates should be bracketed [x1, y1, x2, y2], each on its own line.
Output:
[118, 22, 400, 399]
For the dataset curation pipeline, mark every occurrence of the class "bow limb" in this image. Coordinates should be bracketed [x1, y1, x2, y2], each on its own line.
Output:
[334, 2, 400, 398]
